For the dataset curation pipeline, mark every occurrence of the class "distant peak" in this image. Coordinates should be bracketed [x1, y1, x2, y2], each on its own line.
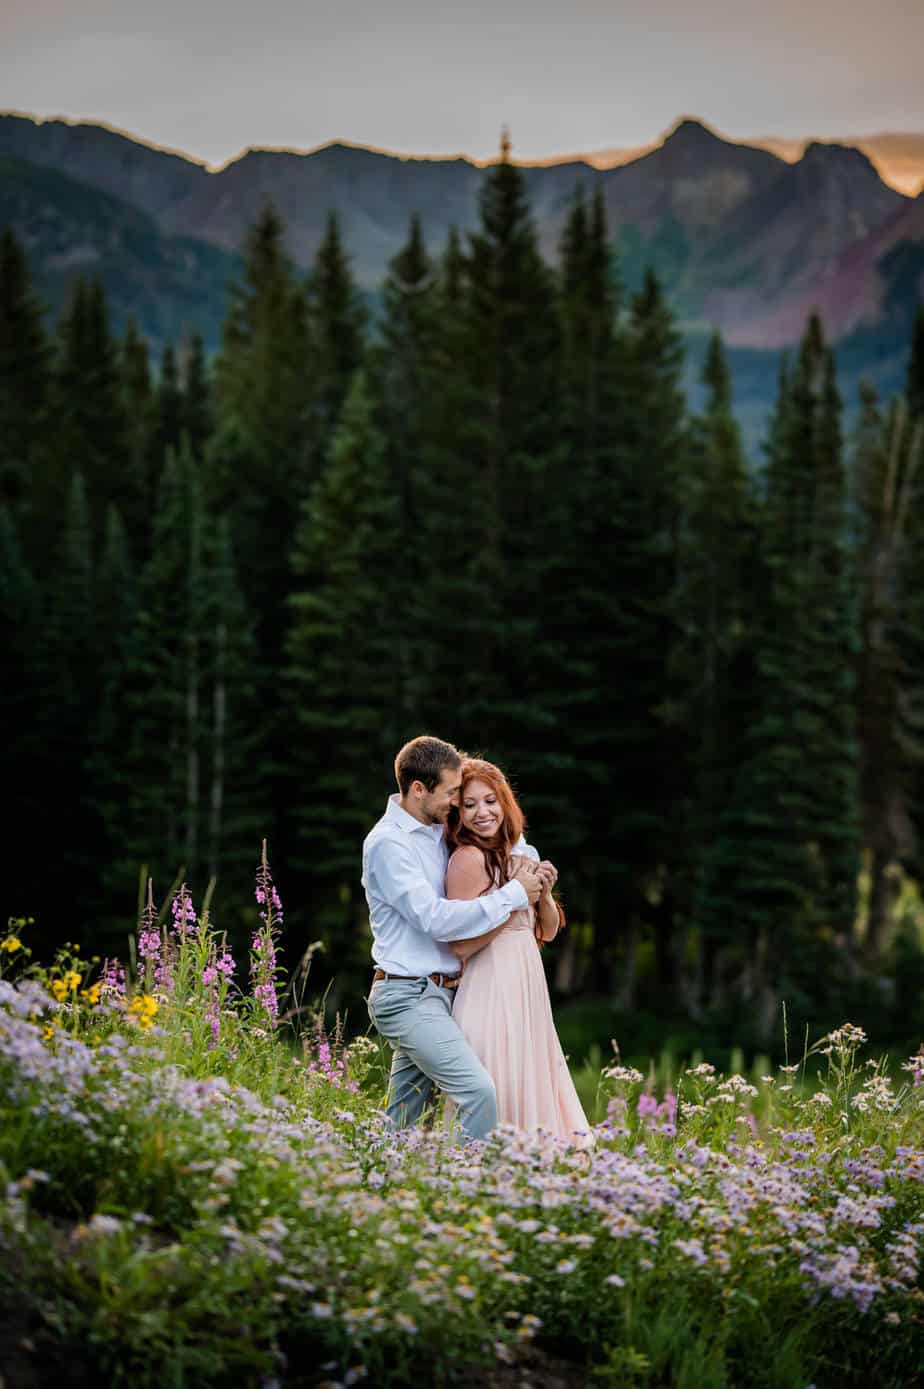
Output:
[662, 116, 723, 146]
[800, 140, 880, 176]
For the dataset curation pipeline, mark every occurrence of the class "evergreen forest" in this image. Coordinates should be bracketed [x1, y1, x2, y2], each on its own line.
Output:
[4, 138, 924, 1058]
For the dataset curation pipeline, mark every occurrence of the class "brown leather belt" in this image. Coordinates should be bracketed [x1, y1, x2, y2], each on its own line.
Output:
[373, 968, 461, 991]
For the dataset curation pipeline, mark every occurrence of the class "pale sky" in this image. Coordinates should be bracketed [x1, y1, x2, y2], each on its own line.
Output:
[1, 0, 922, 169]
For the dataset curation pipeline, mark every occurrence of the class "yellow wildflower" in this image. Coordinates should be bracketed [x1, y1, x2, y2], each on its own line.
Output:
[129, 994, 159, 1030]
[80, 984, 101, 1006]
[1, 937, 22, 953]
[50, 979, 69, 1003]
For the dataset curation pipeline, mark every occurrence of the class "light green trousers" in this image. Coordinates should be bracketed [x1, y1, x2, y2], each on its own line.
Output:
[367, 976, 497, 1141]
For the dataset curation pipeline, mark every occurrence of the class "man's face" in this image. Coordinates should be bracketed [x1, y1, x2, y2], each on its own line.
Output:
[419, 766, 462, 825]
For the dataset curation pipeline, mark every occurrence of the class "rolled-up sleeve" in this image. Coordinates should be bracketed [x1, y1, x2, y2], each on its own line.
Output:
[366, 837, 527, 942]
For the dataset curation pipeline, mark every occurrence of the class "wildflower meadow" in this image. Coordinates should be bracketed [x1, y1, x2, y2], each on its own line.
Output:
[1, 849, 923, 1388]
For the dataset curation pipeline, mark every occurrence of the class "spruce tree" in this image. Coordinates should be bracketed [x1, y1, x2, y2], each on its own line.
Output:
[854, 391, 923, 956]
[209, 204, 311, 653]
[683, 333, 761, 1009]
[549, 185, 624, 928]
[600, 269, 688, 1002]
[105, 444, 204, 899]
[307, 210, 367, 454]
[285, 373, 404, 948]
[0, 230, 49, 513]
[368, 214, 445, 723]
[155, 343, 184, 461]
[119, 318, 157, 559]
[201, 515, 264, 893]
[32, 472, 102, 939]
[706, 317, 860, 1034]
[0, 507, 44, 919]
[182, 332, 212, 460]
[40, 279, 126, 548]
[445, 133, 563, 810]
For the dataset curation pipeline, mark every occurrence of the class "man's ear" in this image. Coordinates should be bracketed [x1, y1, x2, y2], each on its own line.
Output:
[410, 779, 427, 799]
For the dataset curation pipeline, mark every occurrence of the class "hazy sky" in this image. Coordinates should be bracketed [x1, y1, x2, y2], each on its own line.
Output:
[2, 0, 922, 168]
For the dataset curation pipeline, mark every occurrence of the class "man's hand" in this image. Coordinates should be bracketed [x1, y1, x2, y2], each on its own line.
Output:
[511, 860, 543, 905]
[537, 860, 558, 895]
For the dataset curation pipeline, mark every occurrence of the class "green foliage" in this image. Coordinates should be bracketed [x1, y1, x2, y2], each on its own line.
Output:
[1, 940, 923, 1388]
[0, 226, 49, 510]
[285, 372, 405, 944]
[1, 190, 922, 1040]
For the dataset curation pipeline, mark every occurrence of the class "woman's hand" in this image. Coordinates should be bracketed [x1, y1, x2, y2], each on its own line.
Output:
[537, 860, 558, 895]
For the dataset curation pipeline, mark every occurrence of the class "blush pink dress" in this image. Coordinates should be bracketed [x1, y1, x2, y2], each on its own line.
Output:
[448, 883, 593, 1146]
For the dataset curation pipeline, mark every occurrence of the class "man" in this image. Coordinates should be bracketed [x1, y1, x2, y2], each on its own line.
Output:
[363, 735, 546, 1141]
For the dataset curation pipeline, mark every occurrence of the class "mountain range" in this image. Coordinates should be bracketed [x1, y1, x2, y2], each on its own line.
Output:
[2, 111, 922, 435]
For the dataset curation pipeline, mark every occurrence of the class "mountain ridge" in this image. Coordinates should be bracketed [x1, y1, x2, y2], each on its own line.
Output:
[0, 109, 921, 439]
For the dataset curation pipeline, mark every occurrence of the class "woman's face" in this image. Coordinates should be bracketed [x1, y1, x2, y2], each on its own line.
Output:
[459, 778, 504, 840]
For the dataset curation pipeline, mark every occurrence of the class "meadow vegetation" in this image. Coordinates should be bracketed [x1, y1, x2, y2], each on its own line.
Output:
[1, 858, 922, 1388]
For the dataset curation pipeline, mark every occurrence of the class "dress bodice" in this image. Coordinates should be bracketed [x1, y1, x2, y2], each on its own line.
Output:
[506, 905, 537, 934]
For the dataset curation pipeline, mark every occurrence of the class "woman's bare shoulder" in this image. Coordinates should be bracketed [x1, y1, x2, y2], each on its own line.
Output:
[446, 844, 491, 897]
[448, 843, 483, 864]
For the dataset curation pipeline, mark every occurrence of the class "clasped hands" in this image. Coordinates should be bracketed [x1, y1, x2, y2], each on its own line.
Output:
[511, 855, 558, 905]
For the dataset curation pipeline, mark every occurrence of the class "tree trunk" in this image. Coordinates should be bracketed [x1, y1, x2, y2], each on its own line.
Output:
[865, 843, 897, 961]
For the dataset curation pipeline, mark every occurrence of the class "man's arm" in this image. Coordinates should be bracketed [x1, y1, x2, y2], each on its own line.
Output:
[366, 836, 533, 943]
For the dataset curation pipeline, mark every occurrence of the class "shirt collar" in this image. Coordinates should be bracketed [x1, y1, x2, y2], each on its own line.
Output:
[385, 793, 443, 837]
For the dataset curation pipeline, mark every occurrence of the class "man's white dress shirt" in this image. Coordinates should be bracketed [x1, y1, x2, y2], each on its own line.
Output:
[362, 794, 531, 977]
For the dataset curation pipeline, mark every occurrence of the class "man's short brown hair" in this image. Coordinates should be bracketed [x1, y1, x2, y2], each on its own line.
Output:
[395, 736, 462, 795]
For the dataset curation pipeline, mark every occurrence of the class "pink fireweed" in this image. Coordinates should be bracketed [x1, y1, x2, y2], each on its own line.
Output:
[201, 942, 236, 1048]
[304, 1019, 359, 1092]
[99, 958, 126, 1007]
[250, 841, 283, 1027]
[137, 876, 163, 990]
[171, 884, 198, 938]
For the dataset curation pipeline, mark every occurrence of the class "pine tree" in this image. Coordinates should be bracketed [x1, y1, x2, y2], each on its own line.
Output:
[32, 472, 103, 939]
[155, 343, 184, 462]
[39, 279, 126, 549]
[285, 373, 404, 947]
[444, 133, 563, 800]
[0, 230, 49, 512]
[119, 318, 157, 559]
[86, 504, 140, 946]
[707, 317, 860, 1034]
[0, 506, 44, 919]
[105, 444, 205, 900]
[208, 204, 311, 653]
[307, 210, 367, 454]
[368, 215, 445, 723]
[854, 391, 924, 956]
[598, 269, 688, 1003]
[182, 332, 212, 460]
[683, 333, 761, 1009]
[201, 515, 264, 893]
[549, 185, 624, 929]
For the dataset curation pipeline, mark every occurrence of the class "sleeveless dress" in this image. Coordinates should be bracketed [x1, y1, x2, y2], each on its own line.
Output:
[448, 883, 593, 1147]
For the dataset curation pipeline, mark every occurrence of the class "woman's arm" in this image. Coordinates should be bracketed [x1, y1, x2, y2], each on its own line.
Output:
[446, 847, 507, 961]
[536, 888, 565, 942]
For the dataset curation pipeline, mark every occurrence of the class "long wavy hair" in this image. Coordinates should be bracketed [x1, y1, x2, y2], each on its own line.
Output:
[446, 758, 526, 891]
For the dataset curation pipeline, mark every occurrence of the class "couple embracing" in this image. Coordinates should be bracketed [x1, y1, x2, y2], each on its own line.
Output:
[363, 735, 591, 1147]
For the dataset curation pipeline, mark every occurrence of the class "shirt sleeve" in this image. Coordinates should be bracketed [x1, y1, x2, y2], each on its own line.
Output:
[512, 834, 540, 863]
[366, 836, 527, 941]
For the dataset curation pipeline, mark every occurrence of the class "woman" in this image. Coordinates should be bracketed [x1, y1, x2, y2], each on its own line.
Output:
[444, 758, 592, 1146]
